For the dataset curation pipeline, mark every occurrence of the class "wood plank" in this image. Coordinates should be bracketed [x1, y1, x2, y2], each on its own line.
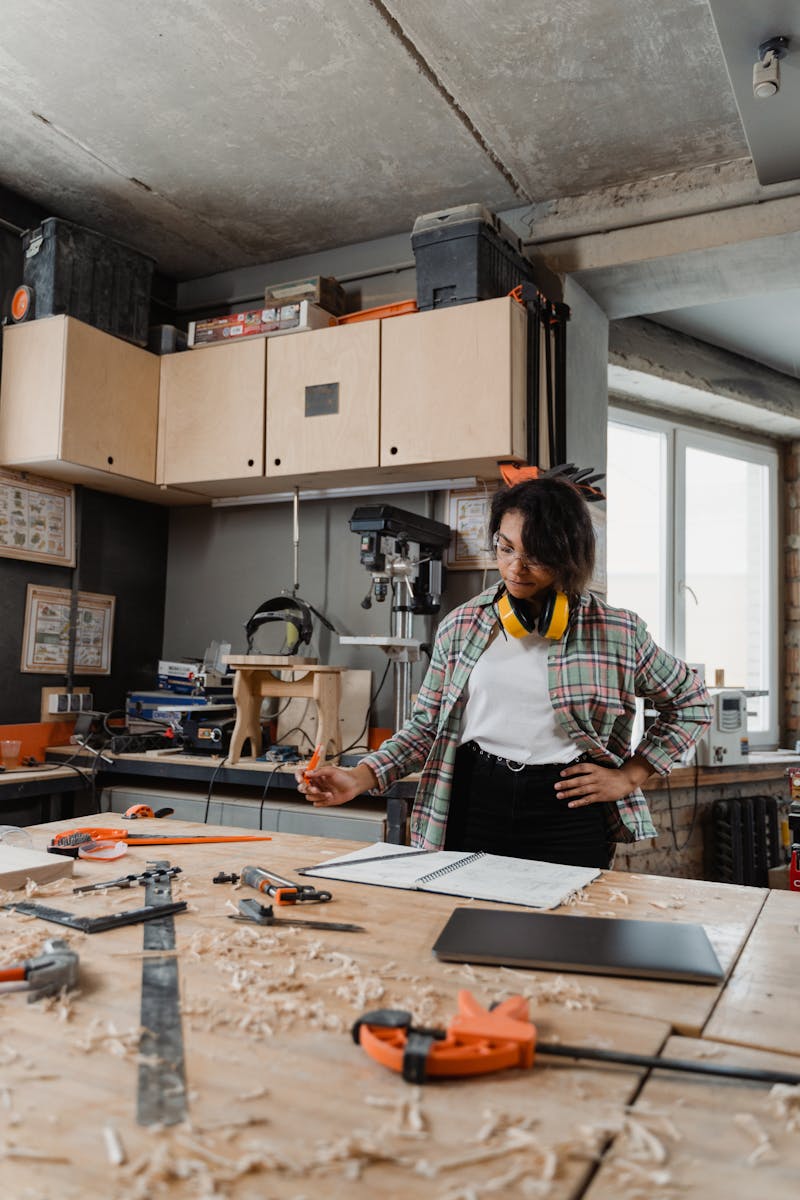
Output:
[3, 814, 678, 1200]
[702, 889, 800, 1056]
[582, 1035, 800, 1199]
[0, 843, 73, 889]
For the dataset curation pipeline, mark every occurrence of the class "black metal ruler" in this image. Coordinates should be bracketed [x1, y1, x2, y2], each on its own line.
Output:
[136, 860, 187, 1126]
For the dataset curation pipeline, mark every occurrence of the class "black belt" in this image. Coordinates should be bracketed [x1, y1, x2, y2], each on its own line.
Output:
[460, 740, 589, 775]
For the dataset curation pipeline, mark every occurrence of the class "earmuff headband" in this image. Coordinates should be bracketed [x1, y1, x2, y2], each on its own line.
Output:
[496, 588, 570, 640]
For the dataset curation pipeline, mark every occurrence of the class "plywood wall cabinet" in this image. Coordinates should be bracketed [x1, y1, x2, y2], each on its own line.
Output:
[379, 296, 527, 474]
[158, 338, 266, 486]
[0, 315, 159, 484]
[265, 322, 379, 478]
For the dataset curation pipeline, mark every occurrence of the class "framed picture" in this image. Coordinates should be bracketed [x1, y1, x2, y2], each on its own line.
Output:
[21, 585, 116, 675]
[446, 485, 500, 571]
[0, 469, 75, 568]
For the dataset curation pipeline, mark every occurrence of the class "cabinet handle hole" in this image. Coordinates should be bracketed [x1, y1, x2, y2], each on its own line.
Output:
[107, 456, 114, 465]
[274, 458, 281, 466]
[247, 459, 254, 467]
[390, 446, 398, 456]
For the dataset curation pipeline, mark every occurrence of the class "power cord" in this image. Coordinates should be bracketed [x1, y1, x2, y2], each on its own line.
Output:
[335, 659, 392, 760]
[203, 755, 230, 825]
[666, 759, 700, 853]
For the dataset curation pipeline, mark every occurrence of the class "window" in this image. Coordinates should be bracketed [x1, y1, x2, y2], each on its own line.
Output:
[607, 409, 779, 746]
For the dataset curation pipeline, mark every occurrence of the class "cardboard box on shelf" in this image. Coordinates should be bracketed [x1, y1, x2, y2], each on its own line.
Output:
[264, 275, 346, 317]
[188, 301, 335, 348]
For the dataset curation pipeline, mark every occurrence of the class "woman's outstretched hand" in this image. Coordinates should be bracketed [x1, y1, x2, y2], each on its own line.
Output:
[295, 762, 379, 807]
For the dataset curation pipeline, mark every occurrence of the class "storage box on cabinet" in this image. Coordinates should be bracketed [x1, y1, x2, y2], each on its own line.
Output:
[265, 321, 379, 479]
[0, 315, 159, 483]
[379, 297, 527, 474]
[158, 338, 266, 486]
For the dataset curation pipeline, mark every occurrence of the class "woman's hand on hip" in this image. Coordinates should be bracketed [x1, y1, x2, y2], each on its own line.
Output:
[554, 755, 653, 807]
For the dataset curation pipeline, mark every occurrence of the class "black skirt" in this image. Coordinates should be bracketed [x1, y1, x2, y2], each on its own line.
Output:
[443, 741, 612, 869]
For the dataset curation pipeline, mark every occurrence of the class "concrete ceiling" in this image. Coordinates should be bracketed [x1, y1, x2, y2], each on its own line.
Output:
[0, 0, 797, 381]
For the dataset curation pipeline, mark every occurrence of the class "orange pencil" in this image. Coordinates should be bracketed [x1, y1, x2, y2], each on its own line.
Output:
[303, 744, 323, 783]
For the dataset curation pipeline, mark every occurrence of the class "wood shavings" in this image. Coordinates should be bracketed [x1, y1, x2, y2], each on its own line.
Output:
[650, 895, 687, 911]
[496, 971, 599, 1010]
[310, 1131, 408, 1180]
[606, 888, 630, 904]
[621, 1115, 670, 1164]
[768, 1083, 800, 1132]
[364, 1087, 429, 1138]
[733, 1112, 777, 1165]
[563, 887, 591, 905]
[0, 1140, 72, 1163]
[73, 1016, 144, 1059]
[104, 1123, 127, 1166]
[607, 1157, 673, 1191]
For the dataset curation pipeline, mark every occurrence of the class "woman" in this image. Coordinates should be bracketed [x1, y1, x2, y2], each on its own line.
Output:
[297, 476, 711, 868]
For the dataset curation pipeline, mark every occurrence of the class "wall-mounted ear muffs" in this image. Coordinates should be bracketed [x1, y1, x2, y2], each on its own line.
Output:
[496, 588, 570, 640]
[245, 596, 314, 654]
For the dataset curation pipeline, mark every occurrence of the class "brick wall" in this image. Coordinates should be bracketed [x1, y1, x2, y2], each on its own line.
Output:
[614, 777, 789, 880]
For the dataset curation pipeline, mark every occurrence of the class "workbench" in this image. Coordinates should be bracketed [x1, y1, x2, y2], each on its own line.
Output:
[2, 814, 798, 1199]
[44, 746, 415, 843]
[0, 762, 89, 824]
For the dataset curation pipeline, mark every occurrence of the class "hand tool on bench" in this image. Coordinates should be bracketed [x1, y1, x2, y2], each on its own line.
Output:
[122, 804, 175, 819]
[48, 827, 274, 856]
[137, 859, 187, 1126]
[353, 990, 800, 1087]
[0, 938, 79, 1000]
[5, 898, 188, 933]
[212, 865, 332, 904]
[229, 898, 364, 932]
[73, 865, 182, 894]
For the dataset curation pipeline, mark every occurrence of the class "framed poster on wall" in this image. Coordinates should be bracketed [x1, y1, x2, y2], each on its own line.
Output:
[0, 469, 75, 568]
[21, 585, 115, 675]
[446, 484, 501, 571]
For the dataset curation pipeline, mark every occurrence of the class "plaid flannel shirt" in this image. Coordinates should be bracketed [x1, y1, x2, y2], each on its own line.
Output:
[361, 584, 712, 849]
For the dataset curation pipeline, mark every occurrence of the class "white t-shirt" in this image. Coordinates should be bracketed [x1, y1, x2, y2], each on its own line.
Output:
[459, 628, 580, 765]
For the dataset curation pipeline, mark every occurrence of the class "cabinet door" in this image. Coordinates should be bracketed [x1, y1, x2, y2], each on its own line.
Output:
[265, 322, 379, 477]
[0, 317, 65, 465]
[158, 339, 266, 485]
[60, 318, 159, 481]
[380, 298, 527, 469]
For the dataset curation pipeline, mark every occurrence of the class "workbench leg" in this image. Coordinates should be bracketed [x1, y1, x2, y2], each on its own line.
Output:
[313, 672, 342, 758]
[229, 670, 264, 764]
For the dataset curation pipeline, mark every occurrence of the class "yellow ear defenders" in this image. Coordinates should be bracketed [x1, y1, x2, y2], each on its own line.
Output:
[496, 588, 570, 640]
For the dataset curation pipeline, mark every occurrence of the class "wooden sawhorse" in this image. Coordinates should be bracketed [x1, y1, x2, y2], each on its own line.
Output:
[224, 655, 343, 764]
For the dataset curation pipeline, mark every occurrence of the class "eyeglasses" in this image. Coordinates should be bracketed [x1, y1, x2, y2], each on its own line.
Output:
[492, 532, 541, 573]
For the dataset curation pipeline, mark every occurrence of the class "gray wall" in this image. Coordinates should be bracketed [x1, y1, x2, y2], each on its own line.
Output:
[163, 489, 488, 729]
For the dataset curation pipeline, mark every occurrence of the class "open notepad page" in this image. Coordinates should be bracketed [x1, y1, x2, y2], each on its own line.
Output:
[301, 842, 600, 909]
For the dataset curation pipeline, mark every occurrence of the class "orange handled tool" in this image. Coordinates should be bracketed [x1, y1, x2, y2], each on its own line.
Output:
[48, 827, 273, 856]
[303, 744, 323, 784]
[354, 990, 800, 1087]
[235, 866, 332, 905]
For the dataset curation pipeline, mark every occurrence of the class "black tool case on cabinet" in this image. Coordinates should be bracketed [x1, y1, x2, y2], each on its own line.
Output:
[20, 217, 154, 345]
[411, 203, 538, 310]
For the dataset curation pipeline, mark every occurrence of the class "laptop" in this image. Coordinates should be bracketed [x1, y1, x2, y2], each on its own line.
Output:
[432, 907, 724, 984]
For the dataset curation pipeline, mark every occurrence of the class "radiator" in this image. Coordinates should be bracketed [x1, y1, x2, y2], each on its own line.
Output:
[710, 795, 782, 887]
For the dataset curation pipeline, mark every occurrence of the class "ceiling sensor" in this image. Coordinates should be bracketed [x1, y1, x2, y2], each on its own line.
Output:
[753, 36, 790, 99]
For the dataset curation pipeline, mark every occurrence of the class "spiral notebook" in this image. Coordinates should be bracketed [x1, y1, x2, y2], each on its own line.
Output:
[298, 842, 600, 909]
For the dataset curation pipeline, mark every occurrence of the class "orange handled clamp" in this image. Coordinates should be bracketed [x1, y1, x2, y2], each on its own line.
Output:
[353, 990, 535, 1083]
[354, 990, 800, 1088]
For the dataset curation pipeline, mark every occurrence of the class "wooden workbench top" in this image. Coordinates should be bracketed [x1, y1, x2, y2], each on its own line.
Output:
[702, 889, 800, 1057]
[582, 1034, 800, 1198]
[0, 815, 776, 1199]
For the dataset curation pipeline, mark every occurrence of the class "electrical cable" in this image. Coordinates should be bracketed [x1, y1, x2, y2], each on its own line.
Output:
[258, 766, 280, 831]
[335, 659, 392, 760]
[203, 755, 230, 825]
[666, 758, 700, 853]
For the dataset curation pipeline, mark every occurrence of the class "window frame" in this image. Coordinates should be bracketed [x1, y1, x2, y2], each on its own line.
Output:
[608, 406, 780, 748]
